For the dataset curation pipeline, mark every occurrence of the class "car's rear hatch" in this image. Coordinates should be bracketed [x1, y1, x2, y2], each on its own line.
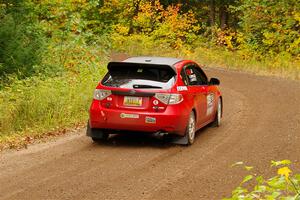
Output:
[97, 62, 179, 112]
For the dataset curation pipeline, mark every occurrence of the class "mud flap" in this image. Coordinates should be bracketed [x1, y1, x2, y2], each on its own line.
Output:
[168, 134, 189, 145]
[86, 121, 107, 139]
[86, 121, 92, 136]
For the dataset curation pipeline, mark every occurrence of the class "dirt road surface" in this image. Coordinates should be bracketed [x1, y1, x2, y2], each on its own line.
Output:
[1, 68, 300, 200]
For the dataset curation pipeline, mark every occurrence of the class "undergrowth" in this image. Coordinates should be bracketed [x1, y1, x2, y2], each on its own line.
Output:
[111, 34, 300, 80]
[224, 160, 300, 200]
[0, 38, 108, 149]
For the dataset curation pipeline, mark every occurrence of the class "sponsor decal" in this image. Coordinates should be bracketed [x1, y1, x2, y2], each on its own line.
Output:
[152, 106, 165, 110]
[120, 113, 139, 119]
[153, 100, 159, 105]
[177, 86, 188, 91]
[145, 116, 156, 124]
[206, 93, 215, 115]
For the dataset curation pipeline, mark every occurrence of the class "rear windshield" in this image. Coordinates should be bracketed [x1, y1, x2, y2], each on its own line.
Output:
[102, 63, 176, 89]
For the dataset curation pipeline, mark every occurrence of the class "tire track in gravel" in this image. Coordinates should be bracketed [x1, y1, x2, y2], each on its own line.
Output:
[149, 68, 300, 200]
[79, 87, 248, 200]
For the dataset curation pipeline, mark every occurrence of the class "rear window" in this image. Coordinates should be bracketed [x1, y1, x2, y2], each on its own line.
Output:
[102, 63, 176, 89]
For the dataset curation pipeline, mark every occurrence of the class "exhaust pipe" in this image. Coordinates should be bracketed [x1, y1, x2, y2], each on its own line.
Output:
[153, 131, 168, 138]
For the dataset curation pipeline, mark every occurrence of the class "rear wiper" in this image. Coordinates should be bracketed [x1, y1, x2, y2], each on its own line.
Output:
[133, 84, 162, 89]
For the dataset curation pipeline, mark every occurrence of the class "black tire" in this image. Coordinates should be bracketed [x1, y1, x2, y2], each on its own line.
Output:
[86, 121, 109, 142]
[211, 98, 222, 127]
[92, 134, 108, 143]
[185, 111, 196, 145]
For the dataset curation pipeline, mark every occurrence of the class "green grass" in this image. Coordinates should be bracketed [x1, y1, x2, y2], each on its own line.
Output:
[0, 37, 111, 149]
[0, 66, 106, 148]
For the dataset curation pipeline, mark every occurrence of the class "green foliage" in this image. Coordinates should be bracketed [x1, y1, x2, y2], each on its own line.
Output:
[0, 1, 45, 79]
[112, 1, 200, 49]
[224, 161, 300, 200]
[0, 0, 299, 147]
[231, 0, 300, 57]
[0, 59, 106, 142]
[1, 0, 299, 82]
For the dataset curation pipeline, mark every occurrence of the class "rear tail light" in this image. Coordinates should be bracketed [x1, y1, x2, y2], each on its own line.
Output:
[94, 89, 111, 100]
[169, 94, 183, 104]
[155, 93, 183, 105]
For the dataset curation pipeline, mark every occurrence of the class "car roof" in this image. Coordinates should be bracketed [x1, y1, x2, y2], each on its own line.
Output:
[123, 56, 183, 67]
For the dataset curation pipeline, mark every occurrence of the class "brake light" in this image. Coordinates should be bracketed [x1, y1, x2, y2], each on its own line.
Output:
[155, 93, 183, 105]
[169, 94, 183, 104]
[93, 89, 111, 100]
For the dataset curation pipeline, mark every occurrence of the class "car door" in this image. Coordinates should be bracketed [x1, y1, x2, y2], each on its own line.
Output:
[192, 64, 217, 123]
[184, 64, 208, 128]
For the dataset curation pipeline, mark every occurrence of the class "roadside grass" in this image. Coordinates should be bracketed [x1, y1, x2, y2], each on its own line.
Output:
[0, 67, 106, 149]
[0, 38, 109, 150]
[224, 160, 300, 199]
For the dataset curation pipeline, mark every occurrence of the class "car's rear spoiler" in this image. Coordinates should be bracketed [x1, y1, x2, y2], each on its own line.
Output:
[107, 62, 177, 74]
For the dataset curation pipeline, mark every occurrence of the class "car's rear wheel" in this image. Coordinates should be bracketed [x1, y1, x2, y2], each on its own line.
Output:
[86, 121, 109, 142]
[92, 133, 109, 143]
[211, 98, 222, 127]
[186, 111, 196, 145]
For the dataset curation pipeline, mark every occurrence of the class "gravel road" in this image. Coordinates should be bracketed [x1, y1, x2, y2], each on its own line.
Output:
[1, 68, 300, 200]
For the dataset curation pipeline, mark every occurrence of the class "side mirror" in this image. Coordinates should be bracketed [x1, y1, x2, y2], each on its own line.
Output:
[209, 78, 220, 85]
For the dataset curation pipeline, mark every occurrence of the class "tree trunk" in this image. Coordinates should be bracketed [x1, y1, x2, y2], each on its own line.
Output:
[209, 0, 216, 26]
[219, 4, 228, 30]
[128, 0, 141, 34]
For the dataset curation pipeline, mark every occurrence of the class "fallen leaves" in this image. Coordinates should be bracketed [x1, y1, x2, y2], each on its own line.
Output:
[0, 122, 85, 152]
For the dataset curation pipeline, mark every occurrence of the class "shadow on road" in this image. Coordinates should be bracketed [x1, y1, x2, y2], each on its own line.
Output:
[89, 126, 211, 149]
[91, 133, 173, 149]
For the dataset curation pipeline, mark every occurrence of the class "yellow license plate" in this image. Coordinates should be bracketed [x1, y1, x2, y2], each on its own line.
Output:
[123, 96, 142, 107]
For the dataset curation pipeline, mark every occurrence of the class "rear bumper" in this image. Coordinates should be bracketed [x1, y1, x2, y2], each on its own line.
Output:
[89, 100, 189, 136]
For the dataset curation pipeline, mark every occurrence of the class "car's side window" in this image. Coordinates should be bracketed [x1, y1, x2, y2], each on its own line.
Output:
[185, 65, 198, 86]
[192, 65, 208, 85]
[180, 68, 188, 86]
[182, 64, 208, 86]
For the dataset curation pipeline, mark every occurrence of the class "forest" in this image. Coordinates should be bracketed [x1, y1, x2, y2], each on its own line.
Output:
[0, 0, 299, 145]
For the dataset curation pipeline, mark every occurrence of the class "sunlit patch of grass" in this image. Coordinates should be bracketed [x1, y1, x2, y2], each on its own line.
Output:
[189, 47, 300, 80]
[0, 62, 107, 150]
[0, 36, 111, 150]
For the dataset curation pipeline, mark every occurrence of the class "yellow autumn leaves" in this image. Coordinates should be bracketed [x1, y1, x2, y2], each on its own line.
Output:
[277, 166, 292, 180]
[225, 160, 300, 200]
[112, 1, 200, 50]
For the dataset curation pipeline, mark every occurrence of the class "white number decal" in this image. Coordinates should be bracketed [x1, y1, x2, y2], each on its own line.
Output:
[206, 93, 215, 115]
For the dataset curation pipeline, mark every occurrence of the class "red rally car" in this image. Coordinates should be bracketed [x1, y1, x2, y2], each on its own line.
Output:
[87, 57, 222, 145]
